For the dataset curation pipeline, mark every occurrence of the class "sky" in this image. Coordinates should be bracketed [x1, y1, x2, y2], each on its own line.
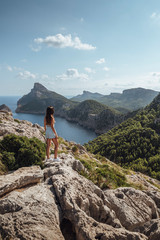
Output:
[1, 0, 160, 96]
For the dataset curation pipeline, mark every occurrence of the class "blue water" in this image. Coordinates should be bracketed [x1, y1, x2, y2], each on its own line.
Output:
[0, 96, 97, 144]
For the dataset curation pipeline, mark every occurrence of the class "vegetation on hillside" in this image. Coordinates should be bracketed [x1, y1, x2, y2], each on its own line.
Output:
[71, 88, 159, 112]
[86, 94, 160, 180]
[0, 134, 46, 173]
[58, 138, 151, 190]
[67, 100, 110, 121]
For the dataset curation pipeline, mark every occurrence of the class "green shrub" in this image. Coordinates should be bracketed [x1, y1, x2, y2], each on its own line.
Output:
[0, 134, 46, 172]
[1, 151, 15, 170]
[72, 145, 79, 153]
[14, 119, 21, 123]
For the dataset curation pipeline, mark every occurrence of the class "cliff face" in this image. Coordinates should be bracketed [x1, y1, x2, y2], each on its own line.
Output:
[0, 110, 160, 240]
[16, 82, 75, 115]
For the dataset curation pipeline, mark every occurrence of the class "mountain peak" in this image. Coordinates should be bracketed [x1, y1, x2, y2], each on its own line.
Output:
[33, 82, 48, 92]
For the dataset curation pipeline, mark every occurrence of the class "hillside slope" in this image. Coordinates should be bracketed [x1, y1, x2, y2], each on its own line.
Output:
[86, 93, 160, 180]
[66, 99, 124, 133]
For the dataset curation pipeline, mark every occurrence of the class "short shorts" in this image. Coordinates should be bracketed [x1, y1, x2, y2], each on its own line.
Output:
[45, 126, 56, 139]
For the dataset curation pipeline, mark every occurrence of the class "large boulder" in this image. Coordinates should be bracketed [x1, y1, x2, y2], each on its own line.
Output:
[104, 187, 159, 231]
[0, 166, 43, 197]
[0, 184, 64, 240]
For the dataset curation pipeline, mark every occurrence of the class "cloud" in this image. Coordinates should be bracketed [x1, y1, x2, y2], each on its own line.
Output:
[34, 34, 96, 50]
[150, 72, 160, 78]
[84, 67, 95, 73]
[150, 12, 160, 22]
[150, 12, 157, 19]
[96, 58, 105, 64]
[21, 59, 27, 63]
[80, 18, 84, 23]
[41, 74, 49, 80]
[103, 67, 110, 71]
[56, 68, 89, 81]
[7, 66, 13, 72]
[17, 71, 37, 80]
[30, 44, 42, 52]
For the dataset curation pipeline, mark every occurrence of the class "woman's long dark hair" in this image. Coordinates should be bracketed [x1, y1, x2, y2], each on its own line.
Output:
[45, 106, 54, 125]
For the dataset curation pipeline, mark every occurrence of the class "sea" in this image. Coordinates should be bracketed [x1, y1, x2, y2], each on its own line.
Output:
[0, 96, 97, 145]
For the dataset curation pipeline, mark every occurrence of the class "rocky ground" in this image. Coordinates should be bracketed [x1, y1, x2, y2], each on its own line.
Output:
[0, 108, 160, 240]
[0, 109, 45, 142]
[0, 157, 160, 240]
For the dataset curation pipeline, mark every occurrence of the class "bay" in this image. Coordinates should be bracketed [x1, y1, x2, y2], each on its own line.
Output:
[0, 96, 97, 144]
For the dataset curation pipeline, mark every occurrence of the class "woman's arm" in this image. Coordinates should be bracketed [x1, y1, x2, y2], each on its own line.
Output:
[51, 117, 58, 138]
[44, 117, 46, 131]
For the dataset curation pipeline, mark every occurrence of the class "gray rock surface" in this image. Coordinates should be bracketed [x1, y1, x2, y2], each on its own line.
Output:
[0, 104, 12, 113]
[104, 187, 159, 231]
[0, 160, 151, 240]
[0, 111, 45, 141]
[0, 183, 64, 240]
[0, 166, 43, 197]
[134, 219, 160, 240]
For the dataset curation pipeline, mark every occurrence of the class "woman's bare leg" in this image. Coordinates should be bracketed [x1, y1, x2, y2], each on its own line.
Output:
[52, 138, 59, 159]
[46, 139, 51, 159]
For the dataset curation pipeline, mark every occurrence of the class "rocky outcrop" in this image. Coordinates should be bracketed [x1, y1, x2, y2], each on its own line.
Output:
[0, 104, 12, 113]
[0, 111, 45, 141]
[134, 219, 160, 240]
[104, 188, 158, 231]
[0, 154, 159, 239]
[16, 82, 74, 115]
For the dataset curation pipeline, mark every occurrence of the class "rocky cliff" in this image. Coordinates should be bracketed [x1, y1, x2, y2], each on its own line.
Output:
[16, 82, 75, 115]
[0, 110, 160, 239]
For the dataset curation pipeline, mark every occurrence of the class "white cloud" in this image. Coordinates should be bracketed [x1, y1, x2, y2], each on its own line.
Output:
[7, 66, 13, 72]
[150, 12, 160, 22]
[80, 17, 84, 23]
[34, 34, 96, 50]
[150, 72, 160, 78]
[150, 12, 157, 19]
[96, 58, 105, 64]
[30, 44, 42, 52]
[41, 74, 49, 80]
[103, 67, 110, 71]
[84, 67, 95, 73]
[56, 68, 89, 81]
[21, 59, 27, 63]
[17, 71, 37, 80]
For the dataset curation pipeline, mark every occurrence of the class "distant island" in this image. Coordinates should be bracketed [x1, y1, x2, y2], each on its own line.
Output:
[16, 82, 159, 134]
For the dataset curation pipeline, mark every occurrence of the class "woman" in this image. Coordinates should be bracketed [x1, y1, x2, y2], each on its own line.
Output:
[44, 106, 60, 161]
